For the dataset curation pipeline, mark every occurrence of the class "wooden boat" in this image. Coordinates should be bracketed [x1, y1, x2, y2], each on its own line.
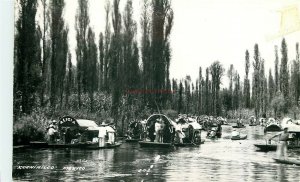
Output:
[264, 118, 281, 132]
[232, 125, 246, 128]
[139, 141, 174, 148]
[256, 125, 300, 151]
[273, 158, 300, 166]
[231, 134, 247, 140]
[125, 138, 142, 143]
[126, 120, 146, 142]
[254, 144, 300, 151]
[85, 142, 122, 149]
[254, 144, 277, 151]
[29, 141, 122, 149]
[174, 139, 205, 147]
[34, 116, 121, 150]
[139, 114, 177, 148]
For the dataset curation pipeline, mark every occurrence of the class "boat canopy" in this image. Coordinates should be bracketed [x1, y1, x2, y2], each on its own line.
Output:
[287, 125, 300, 133]
[176, 117, 202, 130]
[146, 114, 177, 127]
[59, 116, 98, 128]
[280, 117, 297, 129]
[87, 125, 115, 133]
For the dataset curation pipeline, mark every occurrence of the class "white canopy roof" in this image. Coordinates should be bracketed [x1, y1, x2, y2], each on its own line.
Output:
[76, 119, 98, 128]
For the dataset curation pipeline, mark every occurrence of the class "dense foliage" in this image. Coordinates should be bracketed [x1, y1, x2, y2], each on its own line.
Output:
[14, 0, 300, 144]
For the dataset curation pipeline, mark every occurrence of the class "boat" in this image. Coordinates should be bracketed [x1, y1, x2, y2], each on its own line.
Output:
[125, 120, 146, 142]
[254, 144, 277, 151]
[174, 116, 203, 146]
[231, 134, 247, 140]
[264, 118, 281, 132]
[30, 141, 122, 149]
[139, 141, 174, 148]
[139, 114, 177, 148]
[249, 116, 257, 126]
[232, 125, 246, 128]
[174, 139, 205, 147]
[30, 116, 122, 149]
[125, 138, 142, 142]
[255, 125, 300, 151]
[206, 126, 222, 139]
[273, 158, 300, 166]
[254, 144, 300, 151]
[259, 118, 267, 126]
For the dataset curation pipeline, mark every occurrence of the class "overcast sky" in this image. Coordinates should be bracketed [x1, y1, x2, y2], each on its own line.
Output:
[34, 0, 300, 86]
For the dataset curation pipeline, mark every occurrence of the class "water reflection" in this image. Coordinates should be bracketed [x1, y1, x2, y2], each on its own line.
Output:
[13, 125, 300, 181]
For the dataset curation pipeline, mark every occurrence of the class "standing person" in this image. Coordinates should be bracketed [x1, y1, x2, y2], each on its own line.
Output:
[160, 120, 165, 143]
[269, 127, 289, 159]
[155, 119, 162, 142]
[175, 122, 185, 144]
[47, 125, 56, 143]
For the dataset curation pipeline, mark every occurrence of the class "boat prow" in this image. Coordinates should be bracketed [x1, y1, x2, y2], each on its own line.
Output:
[273, 158, 300, 166]
[139, 141, 174, 148]
[254, 144, 277, 151]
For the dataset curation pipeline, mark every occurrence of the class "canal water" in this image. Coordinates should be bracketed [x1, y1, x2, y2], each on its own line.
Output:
[13, 125, 300, 181]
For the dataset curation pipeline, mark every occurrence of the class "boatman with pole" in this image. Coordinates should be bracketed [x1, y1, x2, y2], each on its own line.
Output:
[269, 127, 289, 159]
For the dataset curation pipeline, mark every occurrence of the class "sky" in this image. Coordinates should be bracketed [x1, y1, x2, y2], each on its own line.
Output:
[33, 0, 300, 86]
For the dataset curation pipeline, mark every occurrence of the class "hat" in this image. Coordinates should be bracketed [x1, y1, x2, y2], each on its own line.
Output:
[283, 127, 288, 130]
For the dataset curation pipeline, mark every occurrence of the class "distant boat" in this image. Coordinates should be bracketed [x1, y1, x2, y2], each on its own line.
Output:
[232, 125, 246, 128]
[125, 120, 145, 142]
[249, 116, 257, 126]
[231, 134, 247, 140]
[264, 118, 281, 132]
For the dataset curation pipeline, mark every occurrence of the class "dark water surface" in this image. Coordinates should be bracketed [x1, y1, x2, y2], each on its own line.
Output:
[13, 125, 300, 181]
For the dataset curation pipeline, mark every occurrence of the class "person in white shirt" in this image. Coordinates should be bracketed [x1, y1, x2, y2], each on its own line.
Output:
[175, 123, 185, 144]
[231, 129, 240, 137]
[155, 119, 162, 142]
[47, 125, 56, 143]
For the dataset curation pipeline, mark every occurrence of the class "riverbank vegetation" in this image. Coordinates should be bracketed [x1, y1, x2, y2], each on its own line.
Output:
[14, 0, 299, 144]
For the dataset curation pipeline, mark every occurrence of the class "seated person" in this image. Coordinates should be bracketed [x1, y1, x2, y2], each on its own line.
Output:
[231, 129, 240, 137]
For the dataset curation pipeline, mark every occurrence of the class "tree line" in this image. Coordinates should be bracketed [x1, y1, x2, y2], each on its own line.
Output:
[171, 39, 300, 119]
[14, 0, 174, 127]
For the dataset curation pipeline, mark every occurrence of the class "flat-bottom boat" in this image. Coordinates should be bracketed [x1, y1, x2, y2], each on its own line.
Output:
[254, 144, 300, 151]
[86, 142, 122, 149]
[232, 125, 246, 128]
[174, 139, 205, 147]
[273, 158, 300, 166]
[231, 134, 247, 140]
[29, 141, 122, 149]
[139, 141, 174, 148]
[125, 138, 142, 143]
